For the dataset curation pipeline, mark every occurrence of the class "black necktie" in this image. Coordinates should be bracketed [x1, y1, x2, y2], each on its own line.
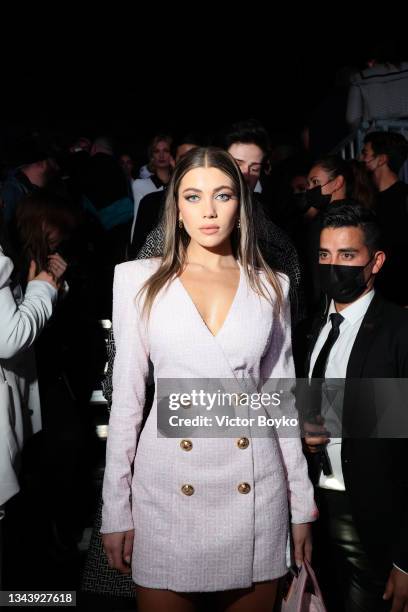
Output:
[312, 313, 344, 379]
[310, 312, 344, 475]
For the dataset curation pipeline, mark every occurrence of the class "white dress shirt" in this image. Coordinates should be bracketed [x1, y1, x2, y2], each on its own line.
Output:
[308, 289, 375, 491]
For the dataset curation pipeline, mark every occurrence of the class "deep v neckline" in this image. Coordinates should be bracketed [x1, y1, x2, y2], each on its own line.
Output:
[176, 260, 242, 339]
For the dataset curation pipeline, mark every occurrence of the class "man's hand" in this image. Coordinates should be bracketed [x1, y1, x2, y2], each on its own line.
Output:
[102, 529, 134, 575]
[383, 566, 408, 612]
[303, 417, 330, 454]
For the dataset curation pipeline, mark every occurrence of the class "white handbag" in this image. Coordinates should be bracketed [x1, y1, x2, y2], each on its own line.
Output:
[0, 365, 20, 506]
[281, 559, 327, 612]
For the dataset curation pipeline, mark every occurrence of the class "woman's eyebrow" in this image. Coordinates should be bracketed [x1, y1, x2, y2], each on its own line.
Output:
[212, 185, 234, 193]
[182, 187, 202, 193]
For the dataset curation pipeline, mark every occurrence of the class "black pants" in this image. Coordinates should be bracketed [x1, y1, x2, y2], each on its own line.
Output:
[313, 488, 391, 612]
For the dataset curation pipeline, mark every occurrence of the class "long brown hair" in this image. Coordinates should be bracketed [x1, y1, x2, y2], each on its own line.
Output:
[137, 147, 284, 321]
[15, 189, 78, 274]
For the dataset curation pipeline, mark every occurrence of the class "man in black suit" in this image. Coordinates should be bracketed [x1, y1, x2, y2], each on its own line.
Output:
[299, 202, 408, 611]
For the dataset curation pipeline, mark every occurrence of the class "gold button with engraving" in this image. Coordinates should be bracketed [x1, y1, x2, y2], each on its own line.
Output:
[236, 437, 249, 450]
[181, 484, 195, 496]
[180, 439, 193, 451]
[237, 482, 251, 494]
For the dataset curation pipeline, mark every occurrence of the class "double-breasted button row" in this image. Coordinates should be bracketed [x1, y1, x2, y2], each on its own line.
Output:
[181, 482, 251, 496]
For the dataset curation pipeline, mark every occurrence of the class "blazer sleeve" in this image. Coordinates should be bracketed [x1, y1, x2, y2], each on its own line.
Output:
[260, 274, 318, 524]
[100, 262, 150, 533]
[0, 248, 57, 360]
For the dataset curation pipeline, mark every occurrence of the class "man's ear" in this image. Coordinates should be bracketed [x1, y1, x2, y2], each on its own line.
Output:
[377, 153, 388, 169]
[372, 250, 386, 274]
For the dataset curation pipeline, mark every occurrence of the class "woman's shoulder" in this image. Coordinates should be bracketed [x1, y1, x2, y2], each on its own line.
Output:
[115, 257, 162, 283]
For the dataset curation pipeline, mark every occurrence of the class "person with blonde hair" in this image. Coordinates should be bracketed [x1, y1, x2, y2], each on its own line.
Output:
[101, 147, 317, 611]
[130, 134, 173, 241]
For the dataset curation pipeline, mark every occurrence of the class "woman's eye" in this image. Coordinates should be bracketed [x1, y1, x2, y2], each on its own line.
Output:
[185, 194, 200, 202]
[343, 253, 354, 259]
[216, 193, 233, 201]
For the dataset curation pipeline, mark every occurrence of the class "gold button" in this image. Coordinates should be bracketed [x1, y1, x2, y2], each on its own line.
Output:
[181, 484, 195, 496]
[180, 439, 193, 451]
[237, 437, 249, 450]
[237, 482, 251, 494]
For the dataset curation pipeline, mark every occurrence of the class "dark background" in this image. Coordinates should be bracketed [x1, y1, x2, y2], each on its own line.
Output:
[1, 20, 408, 160]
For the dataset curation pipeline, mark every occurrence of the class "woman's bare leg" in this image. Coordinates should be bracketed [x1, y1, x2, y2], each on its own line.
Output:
[214, 580, 279, 612]
[135, 585, 200, 612]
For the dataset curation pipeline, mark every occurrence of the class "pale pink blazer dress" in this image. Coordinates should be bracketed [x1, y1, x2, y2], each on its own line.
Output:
[101, 257, 317, 592]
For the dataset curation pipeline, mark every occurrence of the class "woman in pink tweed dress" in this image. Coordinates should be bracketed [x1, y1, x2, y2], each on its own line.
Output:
[101, 147, 317, 611]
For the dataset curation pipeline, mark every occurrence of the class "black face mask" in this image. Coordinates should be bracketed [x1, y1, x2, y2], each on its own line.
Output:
[305, 186, 332, 210]
[318, 257, 374, 303]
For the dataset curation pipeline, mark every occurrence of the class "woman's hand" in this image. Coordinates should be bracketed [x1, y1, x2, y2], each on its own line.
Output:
[28, 260, 58, 290]
[47, 253, 68, 281]
[291, 522, 313, 567]
[102, 529, 134, 575]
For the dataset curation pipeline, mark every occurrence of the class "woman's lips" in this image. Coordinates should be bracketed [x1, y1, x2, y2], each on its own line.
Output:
[199, 227, 219, 234]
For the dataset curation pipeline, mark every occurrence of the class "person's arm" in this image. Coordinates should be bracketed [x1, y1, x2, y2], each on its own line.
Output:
[0, 250, 57, 360]
[100, 262, 150, 534]
[260, 275, 318, 529]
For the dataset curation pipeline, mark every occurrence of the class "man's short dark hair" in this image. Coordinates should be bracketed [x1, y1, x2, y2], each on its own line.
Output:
[224, 119, 270, 156]
[172, 133, 202, 157]
[364, 131, 408, 174]
[321, 201, 382, 253]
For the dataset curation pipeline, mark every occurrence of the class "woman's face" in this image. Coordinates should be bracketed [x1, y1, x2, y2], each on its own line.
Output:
[178, 166, 239, 249]
[307, 165, 335, 196]
[152, 140, 172, 169]
[120, 155, 134, 177]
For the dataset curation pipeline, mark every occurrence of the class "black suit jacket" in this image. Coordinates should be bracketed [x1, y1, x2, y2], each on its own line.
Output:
[297, 292, 408, 573]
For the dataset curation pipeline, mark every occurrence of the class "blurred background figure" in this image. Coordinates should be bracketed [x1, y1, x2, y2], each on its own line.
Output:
[1, 135, 59, 224]
[130, 133, 173, 242]
[346, 41, 408, 129]
[128, 134, 201, 259]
